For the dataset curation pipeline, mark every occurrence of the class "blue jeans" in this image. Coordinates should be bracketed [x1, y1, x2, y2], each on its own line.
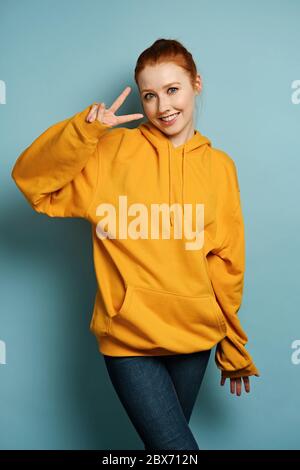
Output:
[103, 349, 211, 450]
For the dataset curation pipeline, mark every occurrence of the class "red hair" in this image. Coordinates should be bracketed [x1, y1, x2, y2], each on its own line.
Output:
[134, 38, 199, 90]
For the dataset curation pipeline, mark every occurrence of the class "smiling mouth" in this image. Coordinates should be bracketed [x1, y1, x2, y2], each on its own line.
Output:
[158, 112, 180, 122]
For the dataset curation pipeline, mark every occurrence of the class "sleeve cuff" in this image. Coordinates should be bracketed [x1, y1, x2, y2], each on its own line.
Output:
[72, 103, 113, 140]
[221, 363, 261, 379]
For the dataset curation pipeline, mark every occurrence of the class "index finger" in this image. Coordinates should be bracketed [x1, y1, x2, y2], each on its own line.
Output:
[109, 86, 132, 114]
[116, 113, 144, 124]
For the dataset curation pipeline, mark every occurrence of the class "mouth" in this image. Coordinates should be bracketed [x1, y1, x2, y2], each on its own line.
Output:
[158, 112, 180, 126]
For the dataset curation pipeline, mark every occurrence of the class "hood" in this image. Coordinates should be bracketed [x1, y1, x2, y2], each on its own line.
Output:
[138, 120, 211, 226]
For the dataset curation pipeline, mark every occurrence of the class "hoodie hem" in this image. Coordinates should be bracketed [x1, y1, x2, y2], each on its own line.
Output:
[97, 334, 216, 357]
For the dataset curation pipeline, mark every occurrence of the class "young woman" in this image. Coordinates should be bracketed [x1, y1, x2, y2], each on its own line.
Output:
[11, 38, 260, 450]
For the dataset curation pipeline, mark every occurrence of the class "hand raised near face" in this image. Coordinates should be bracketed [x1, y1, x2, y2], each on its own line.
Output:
[86, 86, 144, 127]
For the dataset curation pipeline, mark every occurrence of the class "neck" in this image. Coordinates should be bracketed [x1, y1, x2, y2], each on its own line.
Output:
[168, 120, 195, 148]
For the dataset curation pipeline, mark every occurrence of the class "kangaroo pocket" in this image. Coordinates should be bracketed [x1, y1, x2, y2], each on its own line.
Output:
[109, 285, 227, 354]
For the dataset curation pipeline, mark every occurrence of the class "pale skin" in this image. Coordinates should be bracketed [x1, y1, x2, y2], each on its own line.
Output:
[85, 70, 258, 396]
[85, 86, 143, 126]
[137, 62, 201, 148]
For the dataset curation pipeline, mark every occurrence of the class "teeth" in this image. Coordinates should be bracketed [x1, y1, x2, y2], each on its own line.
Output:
[160, 112, 179, 121]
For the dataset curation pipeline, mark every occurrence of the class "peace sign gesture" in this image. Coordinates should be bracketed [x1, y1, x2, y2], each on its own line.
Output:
[86, 86, 144, 127]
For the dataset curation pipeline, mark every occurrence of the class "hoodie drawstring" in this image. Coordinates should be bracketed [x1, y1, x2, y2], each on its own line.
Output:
[168, 143, 172, 226]
[138, 123, 211, 230]
[168, 143, 186, 227]
[182, 146, 185, 224]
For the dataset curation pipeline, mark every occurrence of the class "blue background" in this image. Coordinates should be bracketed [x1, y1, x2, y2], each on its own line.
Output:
[1, 0, 300, 450]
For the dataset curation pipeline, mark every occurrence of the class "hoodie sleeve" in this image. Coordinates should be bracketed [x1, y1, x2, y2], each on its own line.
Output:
[11, 104, 112, 219]
[206, 153, 260, 379]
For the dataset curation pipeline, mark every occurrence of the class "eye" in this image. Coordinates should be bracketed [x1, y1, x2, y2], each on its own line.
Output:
[143, 87, 179, 101]
[168, 87, 178, 94]
[143, 92, 154, 101]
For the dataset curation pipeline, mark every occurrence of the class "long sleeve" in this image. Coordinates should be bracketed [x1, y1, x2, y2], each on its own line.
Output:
[206, 153, 260, 379]
[11, 104, 112, 218]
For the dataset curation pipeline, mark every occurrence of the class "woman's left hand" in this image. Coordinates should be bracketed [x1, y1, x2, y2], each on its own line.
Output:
[220, 375, 251, 396]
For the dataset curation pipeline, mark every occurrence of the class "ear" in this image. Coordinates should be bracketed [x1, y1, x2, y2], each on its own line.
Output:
[194, 73, 202, 95]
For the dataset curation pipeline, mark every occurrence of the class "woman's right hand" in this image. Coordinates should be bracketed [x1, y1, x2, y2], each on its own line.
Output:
[85, 86, 144, 127]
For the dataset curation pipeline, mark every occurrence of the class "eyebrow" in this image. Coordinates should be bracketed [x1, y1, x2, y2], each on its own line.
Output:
[141, 82, 181, 93]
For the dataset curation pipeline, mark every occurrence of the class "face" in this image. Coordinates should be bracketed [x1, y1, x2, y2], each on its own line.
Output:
[137, 62, 201, 144]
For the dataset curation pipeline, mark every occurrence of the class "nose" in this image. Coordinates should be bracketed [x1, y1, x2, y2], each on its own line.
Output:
[158, 105, 171, 116]
[157, 96, 172, 114]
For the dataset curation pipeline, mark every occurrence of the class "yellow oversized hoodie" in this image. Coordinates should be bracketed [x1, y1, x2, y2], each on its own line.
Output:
[11, 103, 260, 379]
